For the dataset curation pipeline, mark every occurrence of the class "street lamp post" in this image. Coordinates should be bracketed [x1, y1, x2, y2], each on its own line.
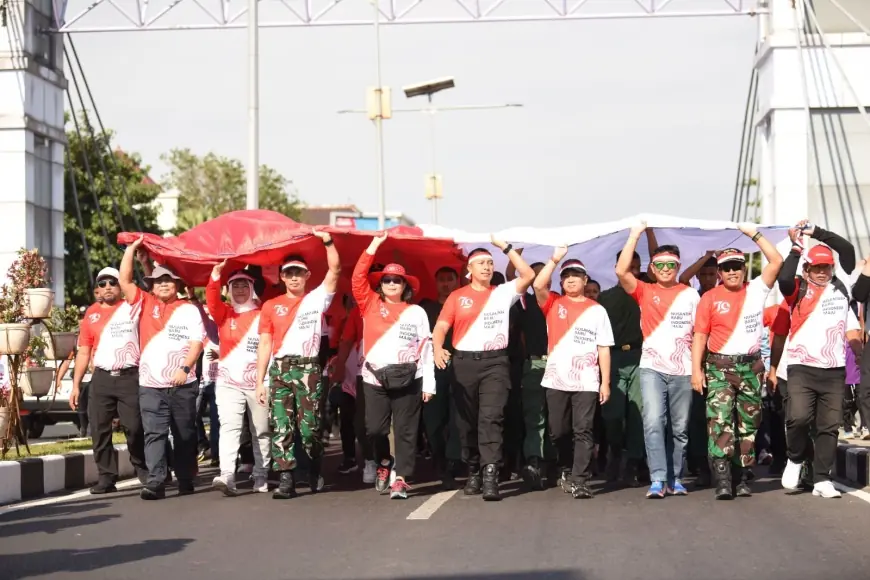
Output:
[372, 0, 387, 230]
[246, 0, 259, 210]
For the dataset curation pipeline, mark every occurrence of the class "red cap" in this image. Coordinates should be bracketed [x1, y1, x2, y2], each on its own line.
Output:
[806, 245, 835, 266]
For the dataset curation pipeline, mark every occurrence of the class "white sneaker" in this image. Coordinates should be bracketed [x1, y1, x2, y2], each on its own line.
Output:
[362, 460, 377, 484]
[781, 459, 803, 490]
[252, 475, 269, 493]
[811, 480, 842, 499]
[212, 474, 238, 497]
[862, 427, 870, 440]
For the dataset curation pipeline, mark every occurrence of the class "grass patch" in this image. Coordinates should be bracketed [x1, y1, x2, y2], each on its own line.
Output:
[2, 432, 127, 459]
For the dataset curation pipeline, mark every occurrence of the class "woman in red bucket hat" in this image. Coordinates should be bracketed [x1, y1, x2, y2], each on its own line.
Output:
[351, 232, 435, 500]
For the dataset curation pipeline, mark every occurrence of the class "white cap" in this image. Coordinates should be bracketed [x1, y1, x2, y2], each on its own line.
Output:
[96, 267, 120, 281]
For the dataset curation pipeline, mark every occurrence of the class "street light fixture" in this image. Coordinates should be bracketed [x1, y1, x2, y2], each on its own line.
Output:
[402, 77, 456, 100]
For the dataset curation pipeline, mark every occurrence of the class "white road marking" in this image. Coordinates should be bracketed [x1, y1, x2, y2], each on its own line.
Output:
[0, 477, 142, 515]
[833, 480, 870, 504]
[406, 490, 458, 520]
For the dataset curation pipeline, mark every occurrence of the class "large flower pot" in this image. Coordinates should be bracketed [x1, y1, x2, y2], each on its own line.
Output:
[0, 407, 10, 439]
[0, 323, 31, 355]
[24, 288, 54, 319]
[20, 367, 54, 397]
[43, 331, 78, 361]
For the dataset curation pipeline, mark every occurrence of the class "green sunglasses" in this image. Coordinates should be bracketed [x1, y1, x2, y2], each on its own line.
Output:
[652, 261, 678, 271]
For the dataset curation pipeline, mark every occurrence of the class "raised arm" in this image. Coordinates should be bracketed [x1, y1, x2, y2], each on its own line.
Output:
[353, 232, 387, 309]
[853, 258, 870, 303]
[491, 235, 534, 294]
[534, 245, 567, 306]
[616, 222, 647, 295]
[645, 228, 660, 259]
[777, 226, 803, 298]
[738, 223, 783, 288]
[205, 261, 232, 326]
[314, 230, 341, 294]
[679, 251, 715, 286]
[120, 235, 144, 303]
[504, 248, 523, 282]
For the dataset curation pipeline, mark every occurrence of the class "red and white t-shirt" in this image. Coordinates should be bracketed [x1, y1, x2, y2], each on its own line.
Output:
[129, 289, 205, 389]
[630, 281, 700, 376]
[695, 277, 773, 356]
[340, 307, 364, 396]
[352, 253, 435, 394]
[539, 293, 614, 392]
[78, 301, 141, 371]
[784, 281, 860, 369]
[205, 278, 260, 390]
[258, 285, 334, 359]
[437, 281, 523, 352]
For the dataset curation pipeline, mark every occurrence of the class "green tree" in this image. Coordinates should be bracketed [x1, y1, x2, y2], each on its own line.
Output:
[160, 149, 303, 233]
[64, 113, 162, 306]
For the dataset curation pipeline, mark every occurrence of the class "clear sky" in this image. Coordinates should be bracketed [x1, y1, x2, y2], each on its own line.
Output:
[66, 0, 759, 231]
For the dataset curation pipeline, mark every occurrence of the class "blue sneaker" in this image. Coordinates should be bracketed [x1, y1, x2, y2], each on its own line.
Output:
[668, 480, 688, 496]
[646, 481, 666, 498]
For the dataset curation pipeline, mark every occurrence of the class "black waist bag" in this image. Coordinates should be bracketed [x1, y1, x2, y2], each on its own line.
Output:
[366, 362, 417, 391]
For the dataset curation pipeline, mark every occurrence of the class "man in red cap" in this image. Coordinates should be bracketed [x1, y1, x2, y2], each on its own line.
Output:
[776, 219, 860, 499]
[690, 224, 783, 499]
[255, 231, 341, 499]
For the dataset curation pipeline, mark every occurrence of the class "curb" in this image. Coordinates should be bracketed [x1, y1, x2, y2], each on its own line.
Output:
[836, 443, 870, 488]
[0, 444, 133, 505]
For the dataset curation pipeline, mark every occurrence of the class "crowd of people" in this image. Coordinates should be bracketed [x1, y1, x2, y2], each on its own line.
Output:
[66, 219, 870, 502]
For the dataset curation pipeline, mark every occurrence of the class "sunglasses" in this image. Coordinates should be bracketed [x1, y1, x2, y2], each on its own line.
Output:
[652, 261, 678, 271]
[719, 262, 744, 273]
[281, 267, 307, 278]
[97, 279, 118, 288]
[381, 276, 404, 285]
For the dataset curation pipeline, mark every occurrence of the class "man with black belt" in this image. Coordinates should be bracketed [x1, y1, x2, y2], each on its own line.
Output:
[73, 266, 147, 494]
[597, 251, 647, 486]
[433, 238, 535, 501]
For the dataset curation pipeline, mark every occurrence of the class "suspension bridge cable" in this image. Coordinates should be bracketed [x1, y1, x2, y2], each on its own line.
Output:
[792, 0, 831, 229]
[64, 147, 95, 293]
[731, 49, 759, 221]
[66, 40, 130, 244]
[63, 46, 118, 260]
[741, 91, 760, 223]
[828, 0, 870, 36]
[67, 38, 143, 233]
[736, 64, 759, 222]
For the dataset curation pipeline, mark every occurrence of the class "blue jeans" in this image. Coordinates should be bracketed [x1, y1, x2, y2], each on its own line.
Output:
[639, 369, 692, 483]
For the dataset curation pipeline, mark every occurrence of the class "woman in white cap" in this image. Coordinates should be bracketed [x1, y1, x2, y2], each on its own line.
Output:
[206, 261, 271, 496]
[352, 232, 435, 499]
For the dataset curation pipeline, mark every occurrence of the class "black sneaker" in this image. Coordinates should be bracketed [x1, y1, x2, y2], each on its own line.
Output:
[177, 480, 195, 496]
[89, 483, 117, 495]
[140, 486, 165, 500]
[272, 471, 297, 500]
[571, 482, 594, 499]
[521, 458, 544, 491]
[464, 466, 482, 496]
[337, 458, 358, 475]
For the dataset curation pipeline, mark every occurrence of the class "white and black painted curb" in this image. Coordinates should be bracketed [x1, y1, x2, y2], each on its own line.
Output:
[836, 443, 870, 488]
[0, 444, 133, 505]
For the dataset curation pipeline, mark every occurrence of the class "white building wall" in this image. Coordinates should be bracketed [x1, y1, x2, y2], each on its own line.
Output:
[0, 0, 65, 301]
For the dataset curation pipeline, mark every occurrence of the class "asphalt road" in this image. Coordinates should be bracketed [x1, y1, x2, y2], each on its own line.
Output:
[2, 451, 869, 580]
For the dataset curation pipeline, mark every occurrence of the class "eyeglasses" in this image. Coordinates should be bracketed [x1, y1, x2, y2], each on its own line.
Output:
[97, 279, 118, 288]
[382, 276, 404, 285]
[719, 262, 744, 273]
[652, 261, 678, 271]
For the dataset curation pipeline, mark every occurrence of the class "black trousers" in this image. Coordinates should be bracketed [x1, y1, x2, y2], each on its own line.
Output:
[858, 346, 870, 432]
[339, 391, 357, 459]
[546, 389, 597, 483]
[364, 379, 422, 477]
[785, 365, 843, 483]
[77, 381, 91, 434]
[139, 382, 199, 489]
[451, 353, 511, 468]
[88, 368, 146, 483]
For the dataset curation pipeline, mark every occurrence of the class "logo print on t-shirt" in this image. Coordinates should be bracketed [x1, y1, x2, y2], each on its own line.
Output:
[89, 313, 100, 324]
[558, 304, 568, 319]
[274, 304, 289, 317]
[805, 288, 814, 300]
[714, 300, 731, 314]
[152, 305, 160, 319]
[652, 295, 661, 305]
[379, 304, 389, 319]
[459, 297, 474, 309]
[230, 319, 237, 330]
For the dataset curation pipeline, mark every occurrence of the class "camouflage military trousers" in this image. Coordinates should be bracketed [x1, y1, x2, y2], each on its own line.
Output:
[705, 356, 763, 467]
[269, 358, 325, 472]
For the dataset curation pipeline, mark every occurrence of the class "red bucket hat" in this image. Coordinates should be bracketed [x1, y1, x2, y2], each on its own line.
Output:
[369, 263, 421, 296]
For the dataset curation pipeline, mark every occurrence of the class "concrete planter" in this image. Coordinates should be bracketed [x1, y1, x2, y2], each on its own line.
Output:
[43, 331, 78, 360]
[20, 367, 54, 397]
[23, 288, 54, 319]
[0, 323, 30, 355]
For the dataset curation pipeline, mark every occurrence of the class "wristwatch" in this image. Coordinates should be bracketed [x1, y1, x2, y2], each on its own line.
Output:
[180, 365, 191, 374]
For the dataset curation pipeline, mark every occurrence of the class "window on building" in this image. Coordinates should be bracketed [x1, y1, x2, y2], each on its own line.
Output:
[30, 10, 56, 68]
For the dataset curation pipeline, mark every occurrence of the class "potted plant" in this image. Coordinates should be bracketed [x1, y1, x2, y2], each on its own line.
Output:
[11, 249, 54, 319]
[0, 287, 30, 355]
[43, 305, 80, 360]
[0, 370, 11, 441]
[19, 335, 53, 398]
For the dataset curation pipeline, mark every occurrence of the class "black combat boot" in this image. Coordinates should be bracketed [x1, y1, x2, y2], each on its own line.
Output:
[464, 465, 482, 495]
[735, 466, 752, 497]
[605, 450, 622, 483]
[695, 459, 712, 488]
[623, 458, 642, 488]
[309, 457, 323, 494]
[712, 459, 732, 500]
[439, 459, 458, 491]
[272, 471, 297, 500]
[522, 456, 544, 491]
[571, 480, 594, 499]
[481, 464, 502, 501]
